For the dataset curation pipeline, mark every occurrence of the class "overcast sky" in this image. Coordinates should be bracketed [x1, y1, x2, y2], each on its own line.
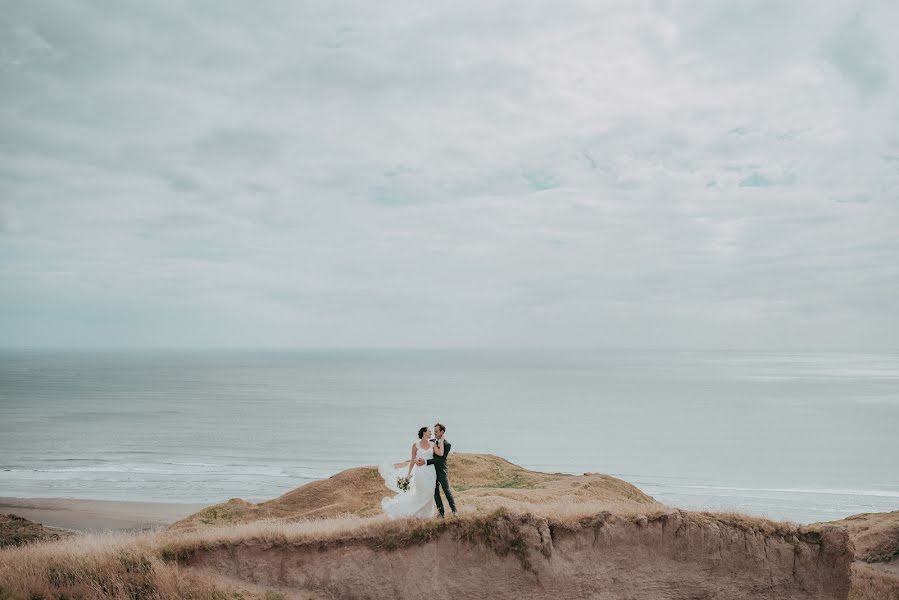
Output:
[1, 1, 898, 350]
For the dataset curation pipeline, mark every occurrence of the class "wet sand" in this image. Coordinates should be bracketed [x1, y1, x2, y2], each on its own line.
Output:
[0, 497, 207, 532]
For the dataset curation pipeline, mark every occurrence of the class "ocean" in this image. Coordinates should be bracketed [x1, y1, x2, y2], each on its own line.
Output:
[1, 348, 897, 524]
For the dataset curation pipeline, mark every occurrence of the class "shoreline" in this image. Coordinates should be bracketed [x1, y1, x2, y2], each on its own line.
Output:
[0, 497, 207, 533]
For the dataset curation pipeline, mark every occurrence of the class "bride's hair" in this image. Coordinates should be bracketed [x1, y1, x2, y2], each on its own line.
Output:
[417, 426, 428, 439]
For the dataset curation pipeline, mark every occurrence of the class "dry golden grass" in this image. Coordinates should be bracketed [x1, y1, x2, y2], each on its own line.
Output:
[823, 510, 899, 562]
[0, 515, 74, 549]
[684, 509, 805, 537]
[0, 455, 664, 599]
[849, 563, 899, 600]
[0, 530, 253, 600]
[0, 454, 873, 599]
[444, 453, 562, 489]
[0, 504, 814, 600]
[164, 504, 652, 558]
[171, 453, 657, 531]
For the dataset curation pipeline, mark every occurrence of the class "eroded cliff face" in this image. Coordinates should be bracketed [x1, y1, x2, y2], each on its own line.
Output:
[188, 510, 853, 600]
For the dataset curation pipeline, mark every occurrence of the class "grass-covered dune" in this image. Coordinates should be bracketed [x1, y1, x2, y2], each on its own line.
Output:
[0, 515, 74, 549]
[822, 510, 899, 563]
[171, 453, 658, 530]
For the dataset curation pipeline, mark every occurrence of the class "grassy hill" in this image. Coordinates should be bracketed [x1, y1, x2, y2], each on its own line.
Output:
[821, 510, 899, 563]
[0, 514, 73, 549]
[170, 453, 659, 531]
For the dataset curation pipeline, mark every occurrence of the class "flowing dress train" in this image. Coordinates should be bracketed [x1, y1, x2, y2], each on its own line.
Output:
[379, 444, 437, 519]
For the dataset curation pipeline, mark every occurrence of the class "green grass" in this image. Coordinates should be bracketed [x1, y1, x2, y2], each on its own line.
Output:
[367, 519, 447, 551]
[455, 467, 537, 491]
[456, 508, 538, 572]
[159, 543, 200, 564]
[364, 508, 545, 573]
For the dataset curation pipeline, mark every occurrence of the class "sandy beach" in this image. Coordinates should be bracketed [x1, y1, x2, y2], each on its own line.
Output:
[0, 497, 207, 533]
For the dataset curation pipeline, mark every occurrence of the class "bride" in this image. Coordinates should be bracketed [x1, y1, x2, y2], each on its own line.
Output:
[379, 426, 441, 519]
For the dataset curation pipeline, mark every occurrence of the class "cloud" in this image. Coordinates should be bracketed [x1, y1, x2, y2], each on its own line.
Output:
[822, 12, 890, 98]
[193, 128, 284, 165]
[0, 203, 20, 232]
[738, 171, 796, 188]
[0, 0, 898, 349]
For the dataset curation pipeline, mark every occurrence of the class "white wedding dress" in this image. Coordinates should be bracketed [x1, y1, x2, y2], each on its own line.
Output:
[379, 443, 437, 519]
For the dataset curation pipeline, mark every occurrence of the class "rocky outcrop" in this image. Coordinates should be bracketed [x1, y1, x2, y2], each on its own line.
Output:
[187, 510, 853, 600]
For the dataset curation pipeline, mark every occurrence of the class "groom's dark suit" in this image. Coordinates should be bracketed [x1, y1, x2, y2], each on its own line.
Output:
[426, 439, 457, 516]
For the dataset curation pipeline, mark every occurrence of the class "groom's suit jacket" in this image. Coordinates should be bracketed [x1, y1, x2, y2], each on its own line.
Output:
[425, 439, 451, 473]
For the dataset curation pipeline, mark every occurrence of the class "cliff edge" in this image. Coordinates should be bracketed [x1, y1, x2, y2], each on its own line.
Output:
[0, 455, 881, 599]
[174, 508, 852, 599]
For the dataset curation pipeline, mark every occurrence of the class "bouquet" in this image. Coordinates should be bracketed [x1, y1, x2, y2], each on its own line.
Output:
[396, 476, 411, 492]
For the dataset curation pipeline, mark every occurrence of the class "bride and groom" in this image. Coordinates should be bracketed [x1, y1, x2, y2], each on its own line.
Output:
[379, 422, 457, 519]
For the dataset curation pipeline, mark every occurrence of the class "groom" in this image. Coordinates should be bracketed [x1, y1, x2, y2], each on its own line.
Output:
[416, 422, 457, 517]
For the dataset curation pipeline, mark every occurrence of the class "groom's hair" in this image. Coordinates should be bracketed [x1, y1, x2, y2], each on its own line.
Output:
[417, 426, 428, 439]
[435, 423, 446, 433]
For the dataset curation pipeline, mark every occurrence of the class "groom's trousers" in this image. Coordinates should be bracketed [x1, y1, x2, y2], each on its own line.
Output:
[434, 469, 456, 516]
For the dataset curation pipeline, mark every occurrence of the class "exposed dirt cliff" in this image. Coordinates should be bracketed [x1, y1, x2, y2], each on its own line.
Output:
[183, 509, 853, 600]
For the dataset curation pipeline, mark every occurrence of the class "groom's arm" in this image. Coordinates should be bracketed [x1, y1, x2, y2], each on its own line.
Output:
[426, 441, 450, 465]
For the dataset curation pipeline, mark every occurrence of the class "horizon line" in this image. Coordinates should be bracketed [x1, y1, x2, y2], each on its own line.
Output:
[1, 345, 897, 354]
